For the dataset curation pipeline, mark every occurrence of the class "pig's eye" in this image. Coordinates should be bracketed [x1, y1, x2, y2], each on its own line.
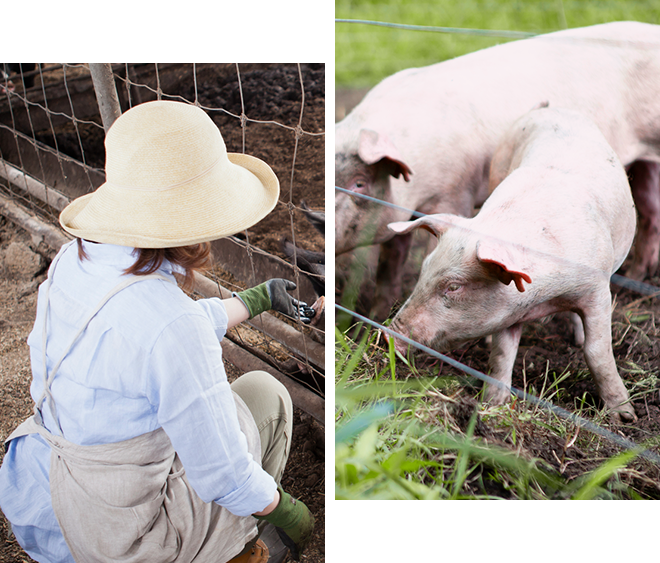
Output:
[350, 178, 368, 193]
[445, 282, 462, 293]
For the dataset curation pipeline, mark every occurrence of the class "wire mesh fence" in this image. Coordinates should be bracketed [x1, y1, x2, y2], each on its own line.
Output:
[0, 63, 325, 408]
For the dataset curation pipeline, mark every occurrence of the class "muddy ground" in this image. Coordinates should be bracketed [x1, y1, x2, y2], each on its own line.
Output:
[336, 89, 660, 498]
[0, 64, 325, 562]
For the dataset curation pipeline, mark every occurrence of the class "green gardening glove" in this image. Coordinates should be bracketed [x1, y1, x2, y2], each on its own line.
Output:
[234, 279, 315, 323]
[254, 487, 315, 561]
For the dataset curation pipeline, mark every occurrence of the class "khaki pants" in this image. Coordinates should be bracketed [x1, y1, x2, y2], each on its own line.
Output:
[230, 371, 293, 559]
[230, 370, 293, 485]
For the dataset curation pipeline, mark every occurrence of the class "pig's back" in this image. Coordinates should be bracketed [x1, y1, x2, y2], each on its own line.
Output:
[483, 108, 636, 273]
[340, 21, 660, 167]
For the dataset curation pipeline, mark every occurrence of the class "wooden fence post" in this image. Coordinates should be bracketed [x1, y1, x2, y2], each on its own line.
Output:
[89, 63, 122, 133]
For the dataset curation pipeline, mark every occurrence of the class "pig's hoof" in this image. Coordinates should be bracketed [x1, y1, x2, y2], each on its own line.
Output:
[483, 385, 511, 406]
[609, 403, 637, 424]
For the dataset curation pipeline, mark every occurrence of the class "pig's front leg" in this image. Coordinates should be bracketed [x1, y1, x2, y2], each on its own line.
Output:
[371, 232, 413, 321]
[580, 297, 636, 422]
[627, 160, 660, 280]
[484, 324, 523, 405]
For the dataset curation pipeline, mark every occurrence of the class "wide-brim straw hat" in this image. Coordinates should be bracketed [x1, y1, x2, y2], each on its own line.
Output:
[60, 100, 280, 248]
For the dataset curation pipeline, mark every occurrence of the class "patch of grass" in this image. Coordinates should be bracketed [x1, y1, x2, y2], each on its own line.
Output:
[335, 324, 660, 500]
[336, 0, 660, 88]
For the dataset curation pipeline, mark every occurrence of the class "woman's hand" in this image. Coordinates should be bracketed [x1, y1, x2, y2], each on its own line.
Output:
[234, 279, 315, 323]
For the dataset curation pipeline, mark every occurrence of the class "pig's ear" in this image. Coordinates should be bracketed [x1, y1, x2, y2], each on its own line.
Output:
[358, 129, 413, 182]
[388, 214, 457, 237]
[476, 239, 532, 292]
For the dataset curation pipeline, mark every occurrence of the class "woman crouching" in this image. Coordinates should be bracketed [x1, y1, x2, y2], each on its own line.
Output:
[0, 100, 315, 563]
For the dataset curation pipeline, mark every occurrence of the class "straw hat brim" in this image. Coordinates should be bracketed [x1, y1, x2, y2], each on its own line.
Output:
[59, 153, 279, 248]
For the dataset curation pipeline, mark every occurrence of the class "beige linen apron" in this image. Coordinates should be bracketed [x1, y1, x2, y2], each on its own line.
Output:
[5, 249, 260, 563]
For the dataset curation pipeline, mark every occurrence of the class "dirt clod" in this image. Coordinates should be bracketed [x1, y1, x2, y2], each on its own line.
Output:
[1, 242, 42, 279]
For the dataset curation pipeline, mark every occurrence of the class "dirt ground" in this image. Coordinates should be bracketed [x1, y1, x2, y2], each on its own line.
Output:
[0, 64, 325, 562]
[335, 88, 660, 497]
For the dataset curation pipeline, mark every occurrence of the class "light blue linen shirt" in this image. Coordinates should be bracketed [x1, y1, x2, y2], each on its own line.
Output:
[0, 240, 276, 562]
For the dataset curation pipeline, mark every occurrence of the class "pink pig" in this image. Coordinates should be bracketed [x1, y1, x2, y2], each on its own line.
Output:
[336, 21, 660, 320]
[387, 107, 636, 422]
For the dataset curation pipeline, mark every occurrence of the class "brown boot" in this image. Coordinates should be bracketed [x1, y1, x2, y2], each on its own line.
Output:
[227, 539, 269, 563]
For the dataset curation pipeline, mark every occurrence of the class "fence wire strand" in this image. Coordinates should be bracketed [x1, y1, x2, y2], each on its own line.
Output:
[336, 304, 660, 466]
[336, 18, 537, 39]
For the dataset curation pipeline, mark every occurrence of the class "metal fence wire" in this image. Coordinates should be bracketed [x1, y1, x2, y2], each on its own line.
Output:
[0, 63, 325, 417]
[334, 19, 660, 465]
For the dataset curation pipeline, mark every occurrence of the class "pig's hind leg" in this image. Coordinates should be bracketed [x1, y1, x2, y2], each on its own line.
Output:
[579, 293, 636, 422]
[483, 324, 523, 405]
[570, 312, 585, 347]
[626, 160, 660, 280]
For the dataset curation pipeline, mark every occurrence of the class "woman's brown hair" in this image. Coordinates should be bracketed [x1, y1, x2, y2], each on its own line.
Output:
[77, 239, 211, 291]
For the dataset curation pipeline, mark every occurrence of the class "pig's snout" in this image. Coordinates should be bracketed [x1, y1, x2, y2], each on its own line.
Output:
[381, 326, 412, 357]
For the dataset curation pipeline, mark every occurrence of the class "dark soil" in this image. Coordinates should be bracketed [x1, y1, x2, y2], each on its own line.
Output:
[0, 64, 325, 562]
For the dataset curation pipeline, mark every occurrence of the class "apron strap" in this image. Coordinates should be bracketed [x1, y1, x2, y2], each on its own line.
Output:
[35, 243, 174, 436]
